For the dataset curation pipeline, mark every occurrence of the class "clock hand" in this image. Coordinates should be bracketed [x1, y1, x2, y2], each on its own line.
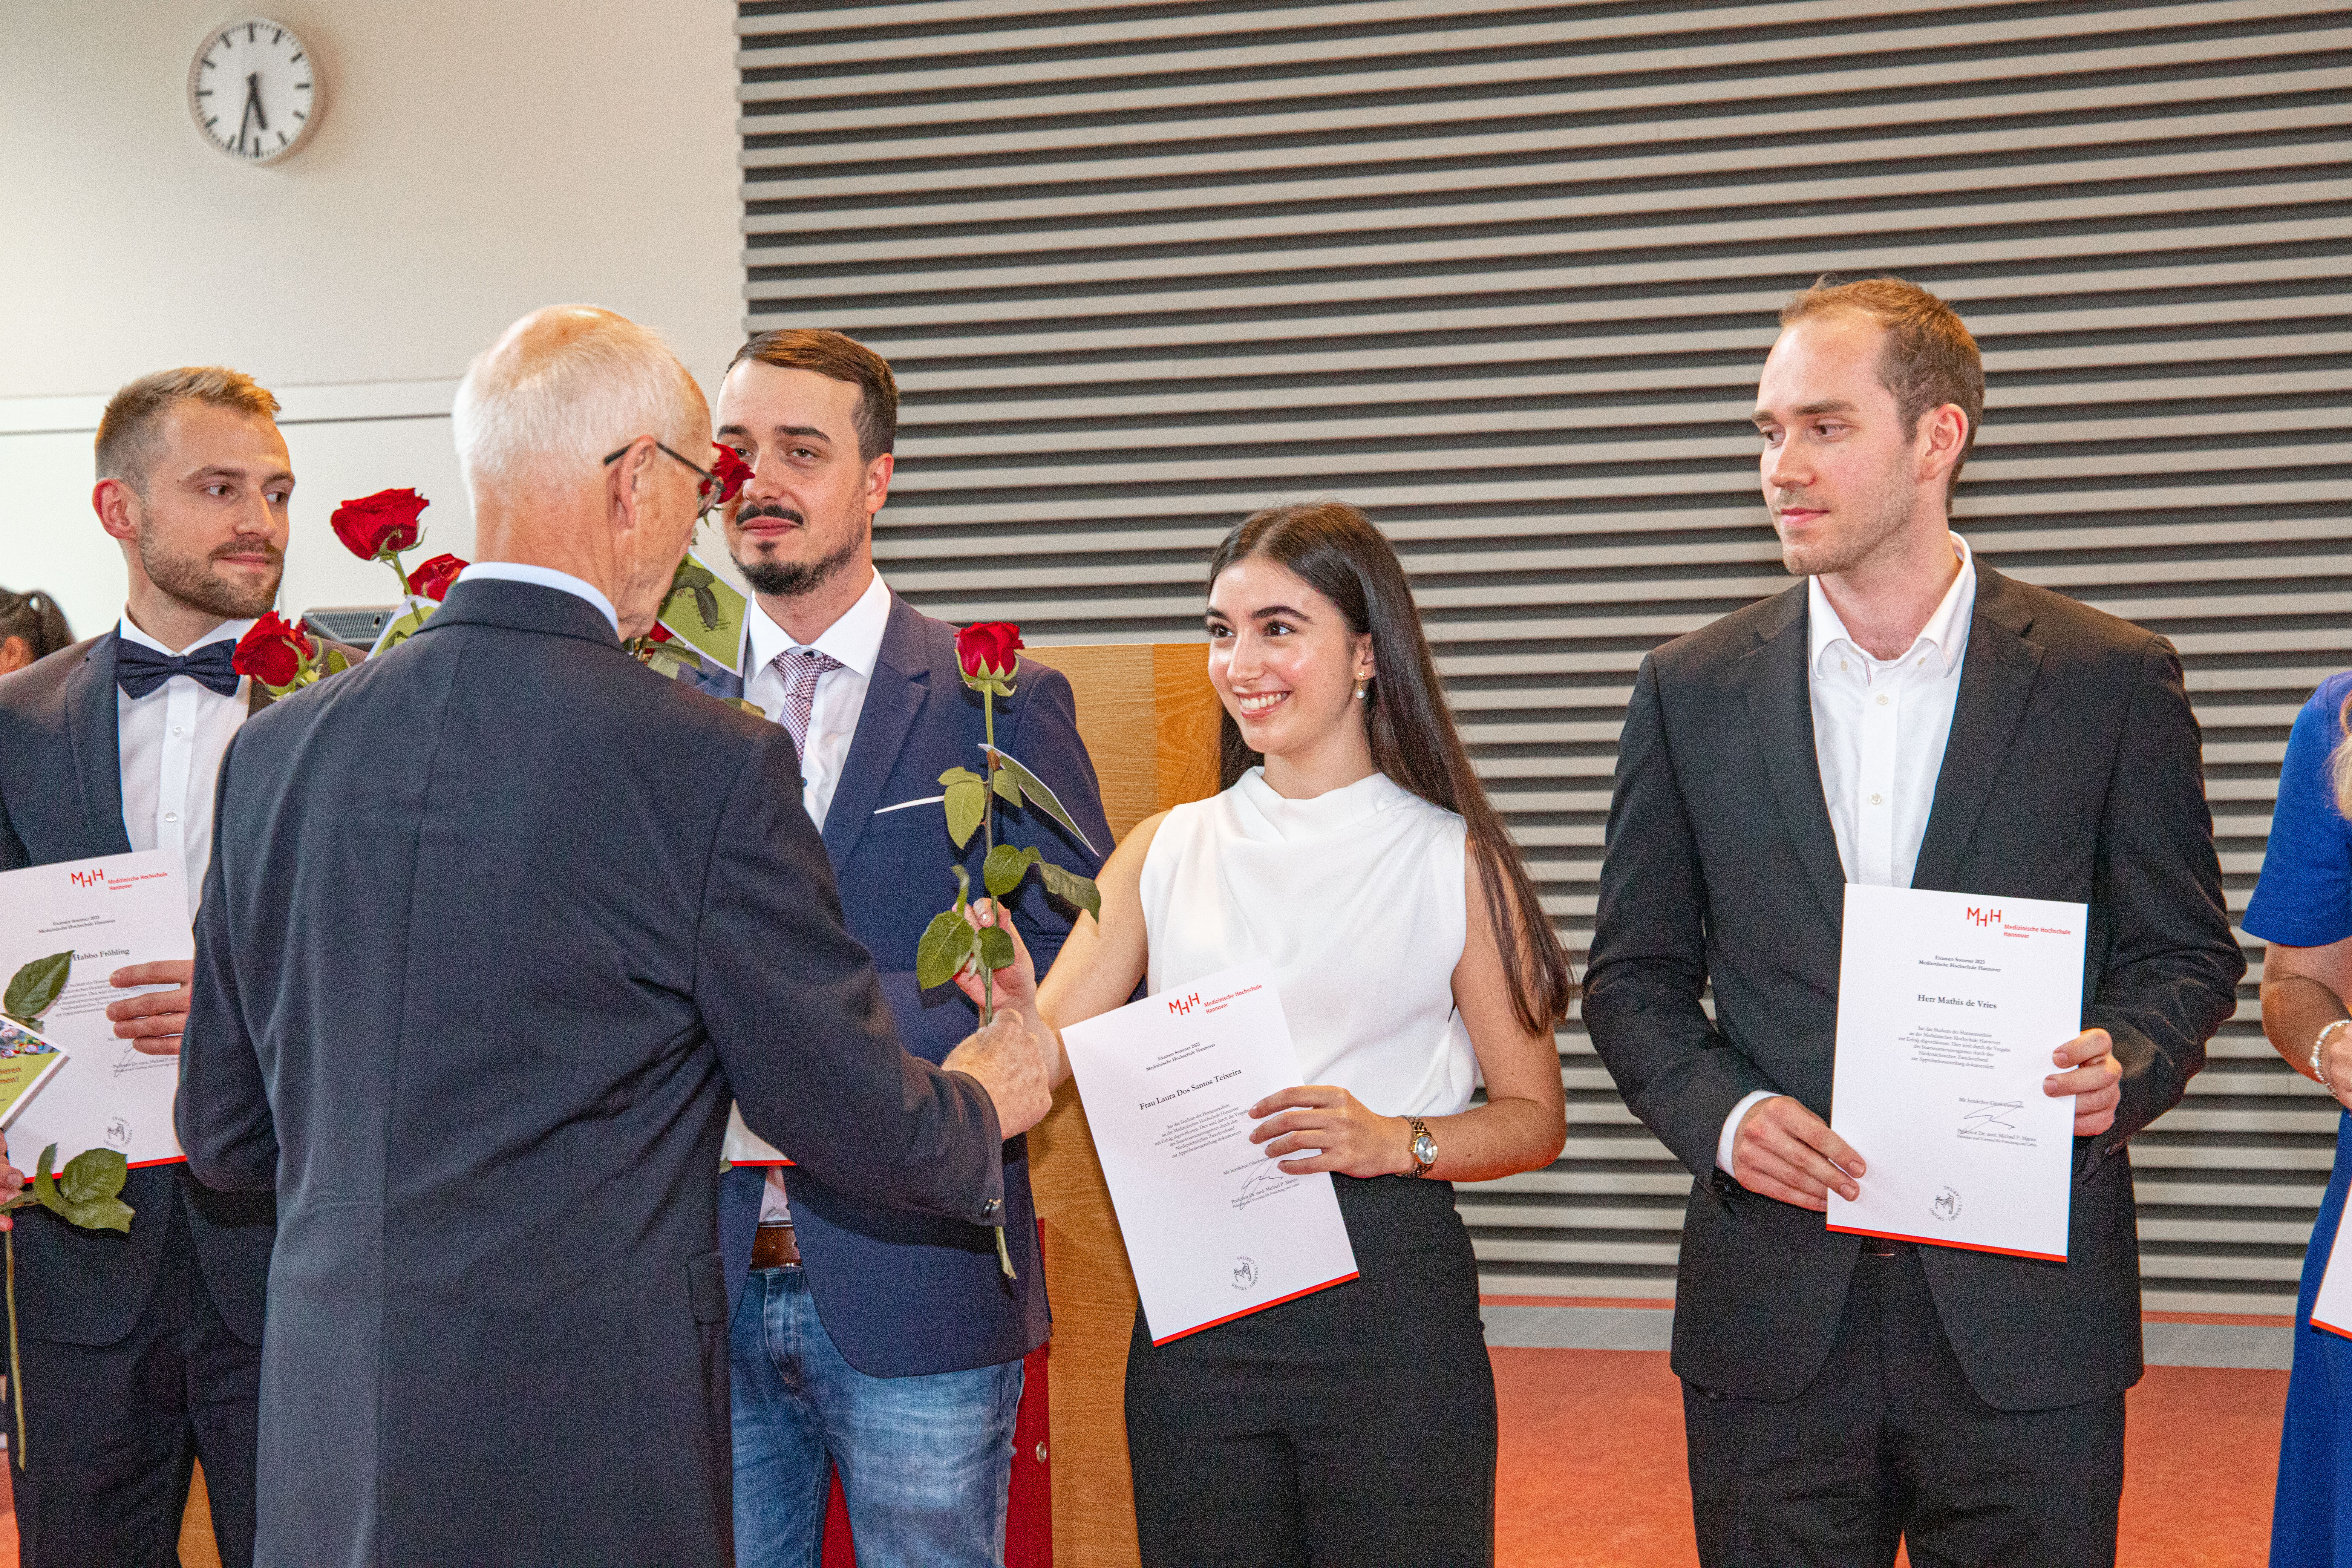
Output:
[237, 72, 267, 152]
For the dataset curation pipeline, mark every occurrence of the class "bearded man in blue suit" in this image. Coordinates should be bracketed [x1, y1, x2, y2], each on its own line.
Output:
[694, 329, 1110, 1568]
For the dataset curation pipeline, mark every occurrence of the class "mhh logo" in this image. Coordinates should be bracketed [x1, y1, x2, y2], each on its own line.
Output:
[1166, 992, 1201, 1017]
[68, 866, 104, 890]
[1965, 906, 2003, 929]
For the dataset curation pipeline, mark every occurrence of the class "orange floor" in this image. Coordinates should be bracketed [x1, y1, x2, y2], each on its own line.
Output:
[0, 1351, 2289, 1565]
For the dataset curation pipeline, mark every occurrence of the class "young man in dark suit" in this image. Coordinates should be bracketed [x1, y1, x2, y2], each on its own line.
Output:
[174, 306, 1052, 1566]
[1583, 279, 2244, 1567]
[0, 366, 324, 1567]
[697, 329, 1110, 1567]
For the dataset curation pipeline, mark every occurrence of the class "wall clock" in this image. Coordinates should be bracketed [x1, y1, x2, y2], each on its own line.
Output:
[187, 18, 322, 164]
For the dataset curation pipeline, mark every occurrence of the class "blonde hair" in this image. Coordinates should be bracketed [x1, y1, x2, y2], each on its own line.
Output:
[95, 367, 282, 493]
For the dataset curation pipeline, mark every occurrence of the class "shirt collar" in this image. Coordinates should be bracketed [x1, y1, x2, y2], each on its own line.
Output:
[744, 568, 891, 680]
[1807, 533, 1976, 675]
[453, 562, 620, 637]
[116, 613, 255, 657]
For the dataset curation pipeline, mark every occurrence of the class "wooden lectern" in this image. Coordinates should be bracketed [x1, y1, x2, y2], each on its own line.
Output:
[1019, 644, 1222, 1568]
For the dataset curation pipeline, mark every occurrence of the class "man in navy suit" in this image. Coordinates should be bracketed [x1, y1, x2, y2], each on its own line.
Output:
[697, 329, 1110, 1567]
[0, 366, 338, 1567]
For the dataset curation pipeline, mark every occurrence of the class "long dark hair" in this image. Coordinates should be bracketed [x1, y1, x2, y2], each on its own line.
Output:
[1207, 501, 1576, 1035]
[0, 589, 73, 664]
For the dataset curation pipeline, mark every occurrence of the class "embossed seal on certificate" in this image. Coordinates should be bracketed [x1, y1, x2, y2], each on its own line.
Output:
[1233, 1257, 1259, 1290]
[1931, 1187, 1963, 1223]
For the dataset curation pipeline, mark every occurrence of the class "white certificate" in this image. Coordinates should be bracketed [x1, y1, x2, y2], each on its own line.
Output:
[1825, 884, 2087, 1262]
[1062, 962, 1360, 1344]
[2309, 1205, 2352, 1341]
[0, 851, 191, 1168]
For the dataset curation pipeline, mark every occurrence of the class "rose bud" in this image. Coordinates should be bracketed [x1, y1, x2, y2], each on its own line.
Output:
[710, 444, 755, 506]
[955, 622, 1024, 681]
[406, 553, 468, 601]
[331, 488, 429, 561]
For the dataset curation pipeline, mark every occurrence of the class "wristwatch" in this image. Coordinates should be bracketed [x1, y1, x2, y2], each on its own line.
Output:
[1406, 1116, 1437, 1178]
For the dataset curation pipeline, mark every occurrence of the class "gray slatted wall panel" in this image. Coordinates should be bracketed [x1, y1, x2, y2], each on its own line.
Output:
[738, 0, 2352, 1312]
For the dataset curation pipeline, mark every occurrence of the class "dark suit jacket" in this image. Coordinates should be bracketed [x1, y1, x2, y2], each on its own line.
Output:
[0, 629, 314, 1350]
[1583, 564, 2243, 1411]
[693, 594, 1112, 1377]
[176, 579, 1013, 1568]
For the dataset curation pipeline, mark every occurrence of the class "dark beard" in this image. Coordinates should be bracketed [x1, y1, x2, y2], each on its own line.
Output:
[733, 509, 870, 599]
[140, 533, 283, 620]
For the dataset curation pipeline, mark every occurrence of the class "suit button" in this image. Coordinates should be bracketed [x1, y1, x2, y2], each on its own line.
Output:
[983, 1197, 1002, 1215]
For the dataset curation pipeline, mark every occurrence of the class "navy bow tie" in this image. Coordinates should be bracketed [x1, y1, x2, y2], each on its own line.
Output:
[115, 639, 242, 700]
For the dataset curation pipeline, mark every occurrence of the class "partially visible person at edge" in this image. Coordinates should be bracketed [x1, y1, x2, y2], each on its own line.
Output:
[1583, 277, 2242, 1567]
[0, 366, 360, 1568]
[174, 306, 1054, 1568]
[0, 586, 74, 674]
[688, 328, 1112, 1568]
[957, 500, 1575, 1566]
[2250, 670, 2352, 1564]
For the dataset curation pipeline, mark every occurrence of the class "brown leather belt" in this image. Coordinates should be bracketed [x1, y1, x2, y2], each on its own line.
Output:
[752, 1223, 802, 1269]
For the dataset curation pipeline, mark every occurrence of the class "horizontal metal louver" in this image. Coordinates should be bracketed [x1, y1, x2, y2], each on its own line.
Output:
[738, 0, 2352, 1313]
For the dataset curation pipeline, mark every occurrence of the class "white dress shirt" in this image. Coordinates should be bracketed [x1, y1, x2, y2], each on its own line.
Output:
[739, 567, 892, 1219]
[115, 616, 254, 921]
[450, 561, 620, 637]
[740, 568, 891, 832]
[1718, 535, 1978, 1178]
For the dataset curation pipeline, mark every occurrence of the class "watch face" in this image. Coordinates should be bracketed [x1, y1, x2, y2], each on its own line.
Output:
[1412, 1131, 1438, 1165]
[189, 19, 321, 164]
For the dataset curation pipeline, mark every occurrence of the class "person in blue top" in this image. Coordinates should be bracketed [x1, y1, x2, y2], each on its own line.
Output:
[2249, 671, 2352, 1564]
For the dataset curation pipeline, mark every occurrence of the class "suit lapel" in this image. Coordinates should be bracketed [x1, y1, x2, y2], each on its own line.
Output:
[819, 597, 929, 871]
[1741, 587, 1848, 931]
[1911, 566, 2045, 892]
[63, 633, 133, 857]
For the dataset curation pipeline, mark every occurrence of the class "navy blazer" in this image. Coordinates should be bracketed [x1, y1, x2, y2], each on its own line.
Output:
[0, 631, 280, 1348]
[696, 593, 1112, 1377]
[177, 579, 1014, 1566]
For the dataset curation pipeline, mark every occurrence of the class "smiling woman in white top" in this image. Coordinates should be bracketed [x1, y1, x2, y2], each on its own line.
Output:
[963, 500, 1574, 1567]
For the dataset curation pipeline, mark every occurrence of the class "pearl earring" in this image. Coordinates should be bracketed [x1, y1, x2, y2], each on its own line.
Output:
[1354, 682, 1368, 701]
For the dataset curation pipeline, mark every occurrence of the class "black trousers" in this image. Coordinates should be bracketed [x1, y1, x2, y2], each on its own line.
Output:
[1682, 1242, 2125, 1568]
[15, 1192, 261, 1568]
[1125, 1173, 1496, 1568]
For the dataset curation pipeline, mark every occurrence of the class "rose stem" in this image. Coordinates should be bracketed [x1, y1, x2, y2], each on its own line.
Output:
[980, 675, 997, 1027]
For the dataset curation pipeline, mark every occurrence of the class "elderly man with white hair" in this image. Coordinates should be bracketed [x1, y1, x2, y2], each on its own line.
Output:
[175, 305, 1053, 1567]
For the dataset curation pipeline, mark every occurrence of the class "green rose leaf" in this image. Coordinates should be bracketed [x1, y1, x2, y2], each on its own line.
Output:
[944, 778, 988, 850]
[31, 1144, 132, 1235]
[1034, 859, 1103, 922]
[992, 767, 1022, 807]
[3, 953, 72, 1027]
[322, 645, 352, 677]
[983, 844, 1041, 899]
[981, 747, 1099, 857]
[978, 924, 1017, 972]
[915, 910, 980, 990]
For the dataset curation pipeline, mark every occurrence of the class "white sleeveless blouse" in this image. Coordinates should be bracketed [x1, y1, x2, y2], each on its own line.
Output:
[1136, 767, 1480, 1119]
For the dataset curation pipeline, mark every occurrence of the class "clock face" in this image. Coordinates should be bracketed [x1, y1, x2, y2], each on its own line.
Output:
[188, 18, 321, 164]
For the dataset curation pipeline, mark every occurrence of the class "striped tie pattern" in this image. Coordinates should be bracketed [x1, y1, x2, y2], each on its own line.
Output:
[772, 647, 843, 760]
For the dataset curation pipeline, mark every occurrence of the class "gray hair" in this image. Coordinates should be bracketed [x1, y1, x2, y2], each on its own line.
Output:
[453, 308, 704, 494]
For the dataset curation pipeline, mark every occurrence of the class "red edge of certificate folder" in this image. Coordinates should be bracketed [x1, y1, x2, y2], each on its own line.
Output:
[1149, 1269, 1361, 1347]
[2317, 1315, 2352, 1342]
[1826, 1222, 2064, 1264]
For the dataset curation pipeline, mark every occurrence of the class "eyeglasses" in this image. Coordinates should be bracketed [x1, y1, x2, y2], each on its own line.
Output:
[603, 439, 722, 522]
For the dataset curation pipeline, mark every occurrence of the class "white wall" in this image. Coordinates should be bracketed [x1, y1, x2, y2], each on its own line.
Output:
[0, 0, 742, 637]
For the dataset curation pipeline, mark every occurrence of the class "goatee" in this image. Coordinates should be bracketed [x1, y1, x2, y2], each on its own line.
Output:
[734, 510, 870, 599]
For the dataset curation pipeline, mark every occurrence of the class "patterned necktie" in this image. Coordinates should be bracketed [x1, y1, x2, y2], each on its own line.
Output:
[771, 647, 844, 761]
[116, 639, 241, 699]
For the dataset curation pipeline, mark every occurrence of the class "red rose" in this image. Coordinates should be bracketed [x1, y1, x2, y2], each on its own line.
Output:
[646, 622, 675, 643]
[955, 622, 1023, 680]
[331, 488, 428, 561]
[406, 553, 467, 601]
[710, 444, 754, 505]
[232, 611, 313, 689]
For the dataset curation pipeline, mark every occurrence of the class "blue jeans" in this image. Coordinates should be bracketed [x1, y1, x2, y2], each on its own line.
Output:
[730, 1264, 1024, 1568]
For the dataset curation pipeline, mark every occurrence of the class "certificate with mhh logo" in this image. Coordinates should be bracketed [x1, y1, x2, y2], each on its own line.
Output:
[1826, 884, 2088, 1263]
[0, 851, 193, 1169]
[1062, 961, 1359, 1345]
